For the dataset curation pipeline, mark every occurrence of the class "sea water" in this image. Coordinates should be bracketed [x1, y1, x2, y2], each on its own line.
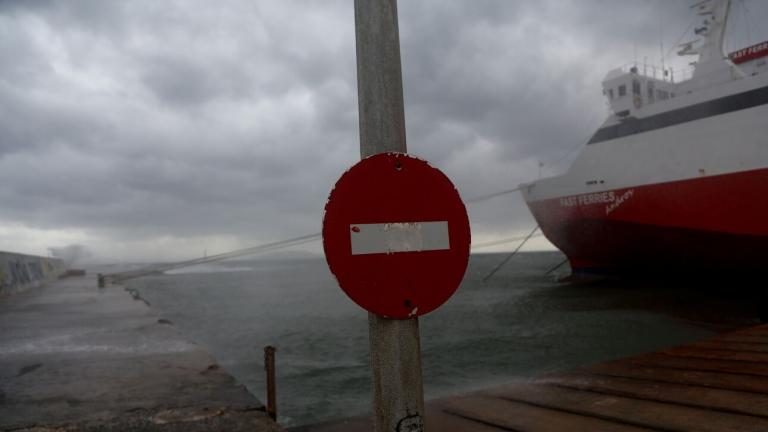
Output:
[126, 252, 749, 427]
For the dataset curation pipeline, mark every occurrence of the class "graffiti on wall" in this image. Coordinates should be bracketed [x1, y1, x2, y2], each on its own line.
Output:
[0, 255, 63, 294]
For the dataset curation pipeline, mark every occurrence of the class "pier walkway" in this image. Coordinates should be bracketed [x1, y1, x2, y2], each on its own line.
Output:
[0, 274, 281, 431]
[303, 325, 768, 431]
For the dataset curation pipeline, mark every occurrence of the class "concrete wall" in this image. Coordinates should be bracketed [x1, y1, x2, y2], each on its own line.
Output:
[0, 251, 65, 296]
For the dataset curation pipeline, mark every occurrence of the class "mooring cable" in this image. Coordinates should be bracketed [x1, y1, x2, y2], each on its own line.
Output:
[544, 257, 570, 276]
[106, 185, 533, 283]
[464, 187, 521, 204]
[481, 225, 539, 283]
[108, 233, 322, 282]
[470, 232, 544, 250]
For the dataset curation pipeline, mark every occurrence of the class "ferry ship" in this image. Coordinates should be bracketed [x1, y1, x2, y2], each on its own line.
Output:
[521, 0, 768, 275]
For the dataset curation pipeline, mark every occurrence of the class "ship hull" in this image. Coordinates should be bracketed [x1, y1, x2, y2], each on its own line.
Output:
[525, 167, 768, 275]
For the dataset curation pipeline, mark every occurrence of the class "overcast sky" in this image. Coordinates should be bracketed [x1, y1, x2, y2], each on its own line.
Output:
[1, 0, 766, 263]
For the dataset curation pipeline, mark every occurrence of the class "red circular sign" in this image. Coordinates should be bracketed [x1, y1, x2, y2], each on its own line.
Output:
[322, 153, 471, 319]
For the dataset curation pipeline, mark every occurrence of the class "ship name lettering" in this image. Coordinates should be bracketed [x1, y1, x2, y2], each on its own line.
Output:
[560, 191, 616, 207]
[605, 189, 635, 215]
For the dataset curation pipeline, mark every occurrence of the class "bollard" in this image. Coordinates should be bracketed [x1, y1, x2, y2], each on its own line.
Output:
[264, 345, 277, 421]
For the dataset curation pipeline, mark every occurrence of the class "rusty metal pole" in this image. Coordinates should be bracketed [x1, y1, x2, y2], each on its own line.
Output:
[354, 1, 425, 431]
[264, 345, 277, 421]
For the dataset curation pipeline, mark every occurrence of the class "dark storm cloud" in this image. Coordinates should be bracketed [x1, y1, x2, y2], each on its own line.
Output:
[0, 0, 765, 260]
[399, 1, 690, 165]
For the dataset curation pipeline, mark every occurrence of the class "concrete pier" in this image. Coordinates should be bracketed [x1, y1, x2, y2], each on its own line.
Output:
[0, 274, 282, 431]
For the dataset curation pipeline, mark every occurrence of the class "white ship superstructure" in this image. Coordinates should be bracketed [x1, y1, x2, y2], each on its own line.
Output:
[521, 0, 768, 273]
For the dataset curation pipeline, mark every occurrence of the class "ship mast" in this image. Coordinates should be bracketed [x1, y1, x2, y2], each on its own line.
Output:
[688, 0, 733, 79]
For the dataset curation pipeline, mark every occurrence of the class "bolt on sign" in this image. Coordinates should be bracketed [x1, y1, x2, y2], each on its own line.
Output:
[322, 153, 471, 319]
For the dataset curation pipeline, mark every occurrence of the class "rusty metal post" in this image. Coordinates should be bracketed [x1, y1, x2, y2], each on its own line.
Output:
[264, 345, 277, 421]
[354, 0, 425, 431]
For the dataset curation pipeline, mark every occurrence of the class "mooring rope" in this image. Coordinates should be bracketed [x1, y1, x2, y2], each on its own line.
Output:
[481, 225, 540, 283]
[470, 232, 544, 250]
[105, 185, 531, 283]
[107, 233, 321, 282]
[544, 257, 570, 276]
[464, 187, 521, 204]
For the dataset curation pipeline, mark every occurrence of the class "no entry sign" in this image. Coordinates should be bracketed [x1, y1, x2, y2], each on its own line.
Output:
[322, 153, 471, 319]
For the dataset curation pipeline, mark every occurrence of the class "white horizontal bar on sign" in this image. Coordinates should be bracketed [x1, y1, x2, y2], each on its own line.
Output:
[350, 221, 450, 255]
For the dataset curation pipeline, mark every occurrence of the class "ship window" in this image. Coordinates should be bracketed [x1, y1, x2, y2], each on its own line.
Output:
[647, 81, 655, 104]
[618, 85, 626, 97]
[632, 79, 641, 96]
[608, 88, 614, 99]
[657, 90, 669, 100]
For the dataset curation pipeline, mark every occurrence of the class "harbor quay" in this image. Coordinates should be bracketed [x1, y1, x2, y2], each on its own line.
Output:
[3, 253, 768, 431]
[0, 273, 282, 431]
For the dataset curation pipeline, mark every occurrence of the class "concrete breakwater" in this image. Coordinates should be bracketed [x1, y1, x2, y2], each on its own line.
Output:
[0, 273, 282, 431]
[0, 251, 64, 296]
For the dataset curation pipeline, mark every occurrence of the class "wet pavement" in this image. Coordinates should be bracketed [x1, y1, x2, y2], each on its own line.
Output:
[0, 274, 282, 431]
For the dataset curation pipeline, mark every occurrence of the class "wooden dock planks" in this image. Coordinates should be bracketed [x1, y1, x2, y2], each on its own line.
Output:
[432, 324, 768, 431]
[441, 395, 657, 432]
[585, 362, 768, 394]
[627, 352, 768, 377]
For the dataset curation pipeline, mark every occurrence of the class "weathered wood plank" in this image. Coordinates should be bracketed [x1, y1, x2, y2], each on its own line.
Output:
[442, 395, 656, 432]
[628, 352, 768, 376]
[691, 340, 768, 353]
[426, 401, 508, 432]
[711, 336, 768, 344]
[540, 372, 768, 417]
[663, 346, 768, 362]
[486, 382, 768, 432]
[698, 326, 768, 346]
[709, 328, 768, 343]
[585, 361, 768, 394]
[721, 326, 768, 337]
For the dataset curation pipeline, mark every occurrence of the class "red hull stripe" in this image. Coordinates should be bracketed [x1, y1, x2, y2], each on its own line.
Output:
[729, 41, 768, 65]
[526, 168, 768, 272]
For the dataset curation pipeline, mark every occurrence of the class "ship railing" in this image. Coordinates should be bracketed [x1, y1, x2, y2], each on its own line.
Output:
[615, 62, 694, 83]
